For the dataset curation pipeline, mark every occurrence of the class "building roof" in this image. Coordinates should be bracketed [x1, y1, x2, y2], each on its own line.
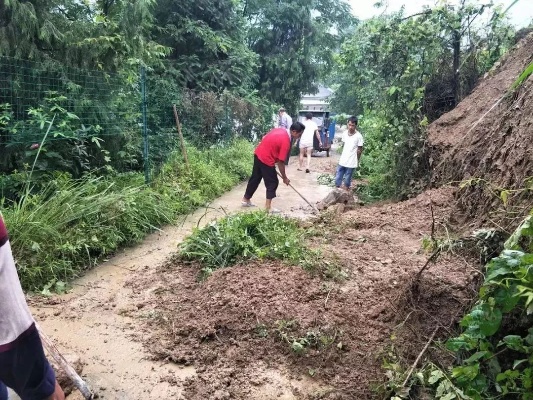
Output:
[301, 86, 333, 101]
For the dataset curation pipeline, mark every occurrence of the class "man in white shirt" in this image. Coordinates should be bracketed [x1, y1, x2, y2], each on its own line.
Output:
[335, 116, 364, 190]
[298, 112, 321, 173]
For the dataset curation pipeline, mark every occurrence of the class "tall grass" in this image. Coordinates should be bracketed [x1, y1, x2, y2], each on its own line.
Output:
[1, 139, 254, 290]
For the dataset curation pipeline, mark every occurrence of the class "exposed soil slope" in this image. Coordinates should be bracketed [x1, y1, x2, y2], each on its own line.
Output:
[428, 32, 533, 231]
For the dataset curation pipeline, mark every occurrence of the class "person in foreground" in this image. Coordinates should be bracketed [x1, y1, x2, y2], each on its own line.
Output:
[335, 116, 364, 191]
[0, 216, 65, 400]
[298, 112, 321, 173]
[242, 122, 305, 212]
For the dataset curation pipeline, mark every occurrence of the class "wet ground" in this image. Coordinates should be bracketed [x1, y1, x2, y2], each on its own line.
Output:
[28, 153, 337, 400]
[27, 145, 480, 400]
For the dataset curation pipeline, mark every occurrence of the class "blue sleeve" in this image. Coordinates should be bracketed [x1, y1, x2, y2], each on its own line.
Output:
[0, 325, 56, 400]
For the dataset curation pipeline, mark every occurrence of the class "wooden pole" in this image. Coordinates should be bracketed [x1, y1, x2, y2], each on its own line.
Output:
[36, 323, 94, 400]
[173, 104, 190, 172]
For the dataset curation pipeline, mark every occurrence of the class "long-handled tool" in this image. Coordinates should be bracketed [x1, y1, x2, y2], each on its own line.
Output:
[36, 322, 94, 399]
[276, 171, 319, 212]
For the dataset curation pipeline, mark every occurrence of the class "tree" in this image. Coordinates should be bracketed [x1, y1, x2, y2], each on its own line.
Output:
[242, 0, 355, 113]
[330, 1, 515, 199]
[151, 0, 258, 92]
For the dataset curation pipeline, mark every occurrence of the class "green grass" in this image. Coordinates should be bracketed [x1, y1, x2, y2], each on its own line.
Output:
[1, 139, 254, 290]
[179, 210, 347, 280]
[180, 211, 306, 278]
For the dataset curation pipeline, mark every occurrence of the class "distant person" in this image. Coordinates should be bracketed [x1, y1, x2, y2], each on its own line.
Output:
[335, 116, 364, 191]
[0, 216, 65, 400]
[277, 107, 293, 136]
[298, 112, 321, 173]
[277, 107, 294, 166]
[242, 122, 305, 213]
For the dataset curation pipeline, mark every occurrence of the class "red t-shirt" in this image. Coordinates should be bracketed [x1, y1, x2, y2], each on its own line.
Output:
[254, 128, 291, 167]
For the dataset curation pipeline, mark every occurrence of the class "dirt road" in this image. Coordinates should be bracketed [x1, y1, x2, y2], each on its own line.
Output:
[30, 154, 336, 400]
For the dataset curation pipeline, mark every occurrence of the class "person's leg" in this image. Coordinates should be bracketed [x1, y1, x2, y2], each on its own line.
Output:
[0, 382, 7, 400]
[343, 167, 355, 190]
[261, 164, 279, 211]
[0, 327, 56, 400]
[335, 165, 346, 188]
[298, 148, 305, 170]
[305, 147, 312, 171]
[243, 155, 263, 203]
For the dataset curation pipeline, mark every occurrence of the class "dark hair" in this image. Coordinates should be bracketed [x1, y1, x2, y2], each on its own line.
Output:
[290, 122, 305, 133]
[348, 116, 358, 125]
[305, 112, 313, 120]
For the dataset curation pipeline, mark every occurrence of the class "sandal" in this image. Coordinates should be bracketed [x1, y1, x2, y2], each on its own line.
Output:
[241, 201, 256, 207]
[269, 208, 281, 214]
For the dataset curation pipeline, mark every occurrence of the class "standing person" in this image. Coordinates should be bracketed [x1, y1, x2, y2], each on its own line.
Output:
[298, 112, 321, 173]
[242, 122, 305, 212]
[277, 107, 293, 136]
[335, 116, 364, 191]
[0, 216, 65, 400]
[277, 107, 293, 166]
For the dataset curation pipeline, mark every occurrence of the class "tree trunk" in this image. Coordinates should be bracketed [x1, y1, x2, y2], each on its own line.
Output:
[452, 29, 461, 107]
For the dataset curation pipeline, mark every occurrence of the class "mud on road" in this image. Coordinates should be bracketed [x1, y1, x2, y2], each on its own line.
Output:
[30, 153, 480, 399]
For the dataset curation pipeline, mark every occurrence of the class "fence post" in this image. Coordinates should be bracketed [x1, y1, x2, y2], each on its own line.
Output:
[140, 66, 149, 184]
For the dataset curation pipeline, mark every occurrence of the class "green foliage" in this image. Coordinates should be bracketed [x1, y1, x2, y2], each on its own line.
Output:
[317, 173, 335, 187]
[2, 140, 253, 290]
[422, 213, 533, 399]
[331, 3, 515, 200]
[152, 139, 253, 214]
[274, 319, 341, 356]
[244, 0, 356, 113]
[179, 211, 306, 277]
[2, 174, 173, 290]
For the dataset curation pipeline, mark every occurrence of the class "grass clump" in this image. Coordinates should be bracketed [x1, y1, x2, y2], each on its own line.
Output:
[180, 211, 308, 277]
[2, 175, 173, 290]
[180, 210, 348, 280]
[1, 139, 254, 290]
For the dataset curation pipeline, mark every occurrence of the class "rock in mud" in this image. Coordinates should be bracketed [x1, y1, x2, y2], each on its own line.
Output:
[316, 188, 358, 211]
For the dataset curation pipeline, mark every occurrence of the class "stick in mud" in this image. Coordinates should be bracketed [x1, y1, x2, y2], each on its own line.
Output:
[36, 322, 95, 400]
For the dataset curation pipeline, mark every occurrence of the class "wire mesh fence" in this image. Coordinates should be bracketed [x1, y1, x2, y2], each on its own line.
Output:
[0, 55, 274, 198]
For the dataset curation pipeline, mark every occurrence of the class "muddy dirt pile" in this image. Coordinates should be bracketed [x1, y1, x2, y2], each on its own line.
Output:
[126, 187, 478, 399]
[428, 32, 533, 231]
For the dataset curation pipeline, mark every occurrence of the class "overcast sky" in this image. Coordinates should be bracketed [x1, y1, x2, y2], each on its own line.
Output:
[348, 0, 533, 28]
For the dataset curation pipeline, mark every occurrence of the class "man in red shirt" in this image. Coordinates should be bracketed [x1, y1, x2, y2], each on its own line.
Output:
[242, 122, 305, 212]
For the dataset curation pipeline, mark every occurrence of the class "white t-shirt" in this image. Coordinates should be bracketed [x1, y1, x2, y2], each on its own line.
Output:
[338, 130, 364, 168]
[299, 119, 318, 148]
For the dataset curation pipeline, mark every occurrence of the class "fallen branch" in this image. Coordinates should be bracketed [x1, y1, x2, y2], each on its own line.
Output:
[36, 323, 94, 400]
[415, 249, 442, 281]
[401, 326, 440, 388]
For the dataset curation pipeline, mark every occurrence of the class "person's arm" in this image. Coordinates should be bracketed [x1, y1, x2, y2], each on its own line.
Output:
[276, 161, 290, 185]
[357, 145, 363, 160]
[315, 129, 322, 147]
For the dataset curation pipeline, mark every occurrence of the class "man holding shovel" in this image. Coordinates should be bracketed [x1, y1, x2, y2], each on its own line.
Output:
[242, 122, 305, 213]
[0, 216, 65, 400]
